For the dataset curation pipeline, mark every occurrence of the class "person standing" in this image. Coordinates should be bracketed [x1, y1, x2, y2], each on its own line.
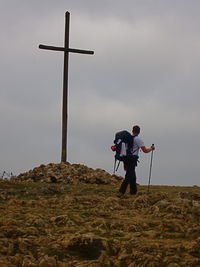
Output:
[118, 125, 155, 196]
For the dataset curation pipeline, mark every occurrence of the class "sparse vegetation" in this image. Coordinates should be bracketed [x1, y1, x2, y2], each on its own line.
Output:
[0, 163, 200, 266]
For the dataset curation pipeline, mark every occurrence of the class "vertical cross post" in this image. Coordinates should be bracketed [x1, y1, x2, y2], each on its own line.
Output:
[62, 12, 70, 162]
[39, 11, 94, 163]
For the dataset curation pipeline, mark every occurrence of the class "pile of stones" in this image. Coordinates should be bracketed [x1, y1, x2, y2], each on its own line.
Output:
[11, 162, 122, 184]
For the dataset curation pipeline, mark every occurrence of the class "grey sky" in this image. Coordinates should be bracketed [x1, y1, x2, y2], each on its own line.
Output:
[0, 0, 199, 185]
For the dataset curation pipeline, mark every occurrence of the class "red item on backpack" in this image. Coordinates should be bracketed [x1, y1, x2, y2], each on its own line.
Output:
[111, 145, 116, 151]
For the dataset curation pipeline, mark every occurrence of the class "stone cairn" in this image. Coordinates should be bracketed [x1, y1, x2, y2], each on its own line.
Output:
[11, 162, 122, 185]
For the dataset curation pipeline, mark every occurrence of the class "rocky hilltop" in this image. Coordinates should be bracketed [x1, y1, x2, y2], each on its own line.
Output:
[0, 162, 200, 266]
[11, 162, 122, 184]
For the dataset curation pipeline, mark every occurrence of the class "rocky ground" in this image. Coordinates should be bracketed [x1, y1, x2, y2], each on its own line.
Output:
[0, 162, 200, 266]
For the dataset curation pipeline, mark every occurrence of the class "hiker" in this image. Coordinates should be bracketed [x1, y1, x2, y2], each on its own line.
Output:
[118, 125, 155, 196]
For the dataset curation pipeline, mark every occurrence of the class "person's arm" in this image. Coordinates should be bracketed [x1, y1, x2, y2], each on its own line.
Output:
[141, 145, 155, 153]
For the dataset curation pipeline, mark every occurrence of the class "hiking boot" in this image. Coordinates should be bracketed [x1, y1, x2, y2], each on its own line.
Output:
[116, 192, 124, 198]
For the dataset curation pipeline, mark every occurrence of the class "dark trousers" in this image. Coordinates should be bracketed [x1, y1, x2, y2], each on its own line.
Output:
[119, 158, 137, 194]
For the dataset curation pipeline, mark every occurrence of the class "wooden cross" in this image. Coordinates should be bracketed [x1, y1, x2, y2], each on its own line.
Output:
[39, 11, 94, 162]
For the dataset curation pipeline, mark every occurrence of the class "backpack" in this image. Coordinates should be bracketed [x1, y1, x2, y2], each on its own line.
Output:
[111, 130, 135, 173]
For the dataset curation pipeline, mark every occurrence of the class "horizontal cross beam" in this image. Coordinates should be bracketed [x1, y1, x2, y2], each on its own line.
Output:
[39, 44, 94, 55]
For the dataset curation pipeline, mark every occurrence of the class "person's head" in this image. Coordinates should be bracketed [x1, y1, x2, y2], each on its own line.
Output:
[132, 125, 140, 136]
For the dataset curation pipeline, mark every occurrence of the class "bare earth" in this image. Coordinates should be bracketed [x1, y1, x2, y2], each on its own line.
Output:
[0, 162, 199, 266]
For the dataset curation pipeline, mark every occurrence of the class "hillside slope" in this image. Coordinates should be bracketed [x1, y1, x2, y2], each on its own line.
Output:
[0, 162, 200, 266]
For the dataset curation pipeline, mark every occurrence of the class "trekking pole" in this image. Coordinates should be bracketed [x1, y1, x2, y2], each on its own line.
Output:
[113, 159, 120, 174]
[147, 144, 154, 193]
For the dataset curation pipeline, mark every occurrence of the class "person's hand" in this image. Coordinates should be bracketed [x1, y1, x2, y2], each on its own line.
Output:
[151, 144, 155, 151]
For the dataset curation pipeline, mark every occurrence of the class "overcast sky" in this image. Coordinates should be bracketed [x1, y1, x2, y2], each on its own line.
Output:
[0, 0, 199, 185]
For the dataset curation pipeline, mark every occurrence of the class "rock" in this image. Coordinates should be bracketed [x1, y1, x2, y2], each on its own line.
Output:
[11, 162, 121, 185]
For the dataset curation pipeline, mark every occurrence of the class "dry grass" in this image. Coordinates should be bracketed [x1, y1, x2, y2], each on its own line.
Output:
[0, 166, 200, 266]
